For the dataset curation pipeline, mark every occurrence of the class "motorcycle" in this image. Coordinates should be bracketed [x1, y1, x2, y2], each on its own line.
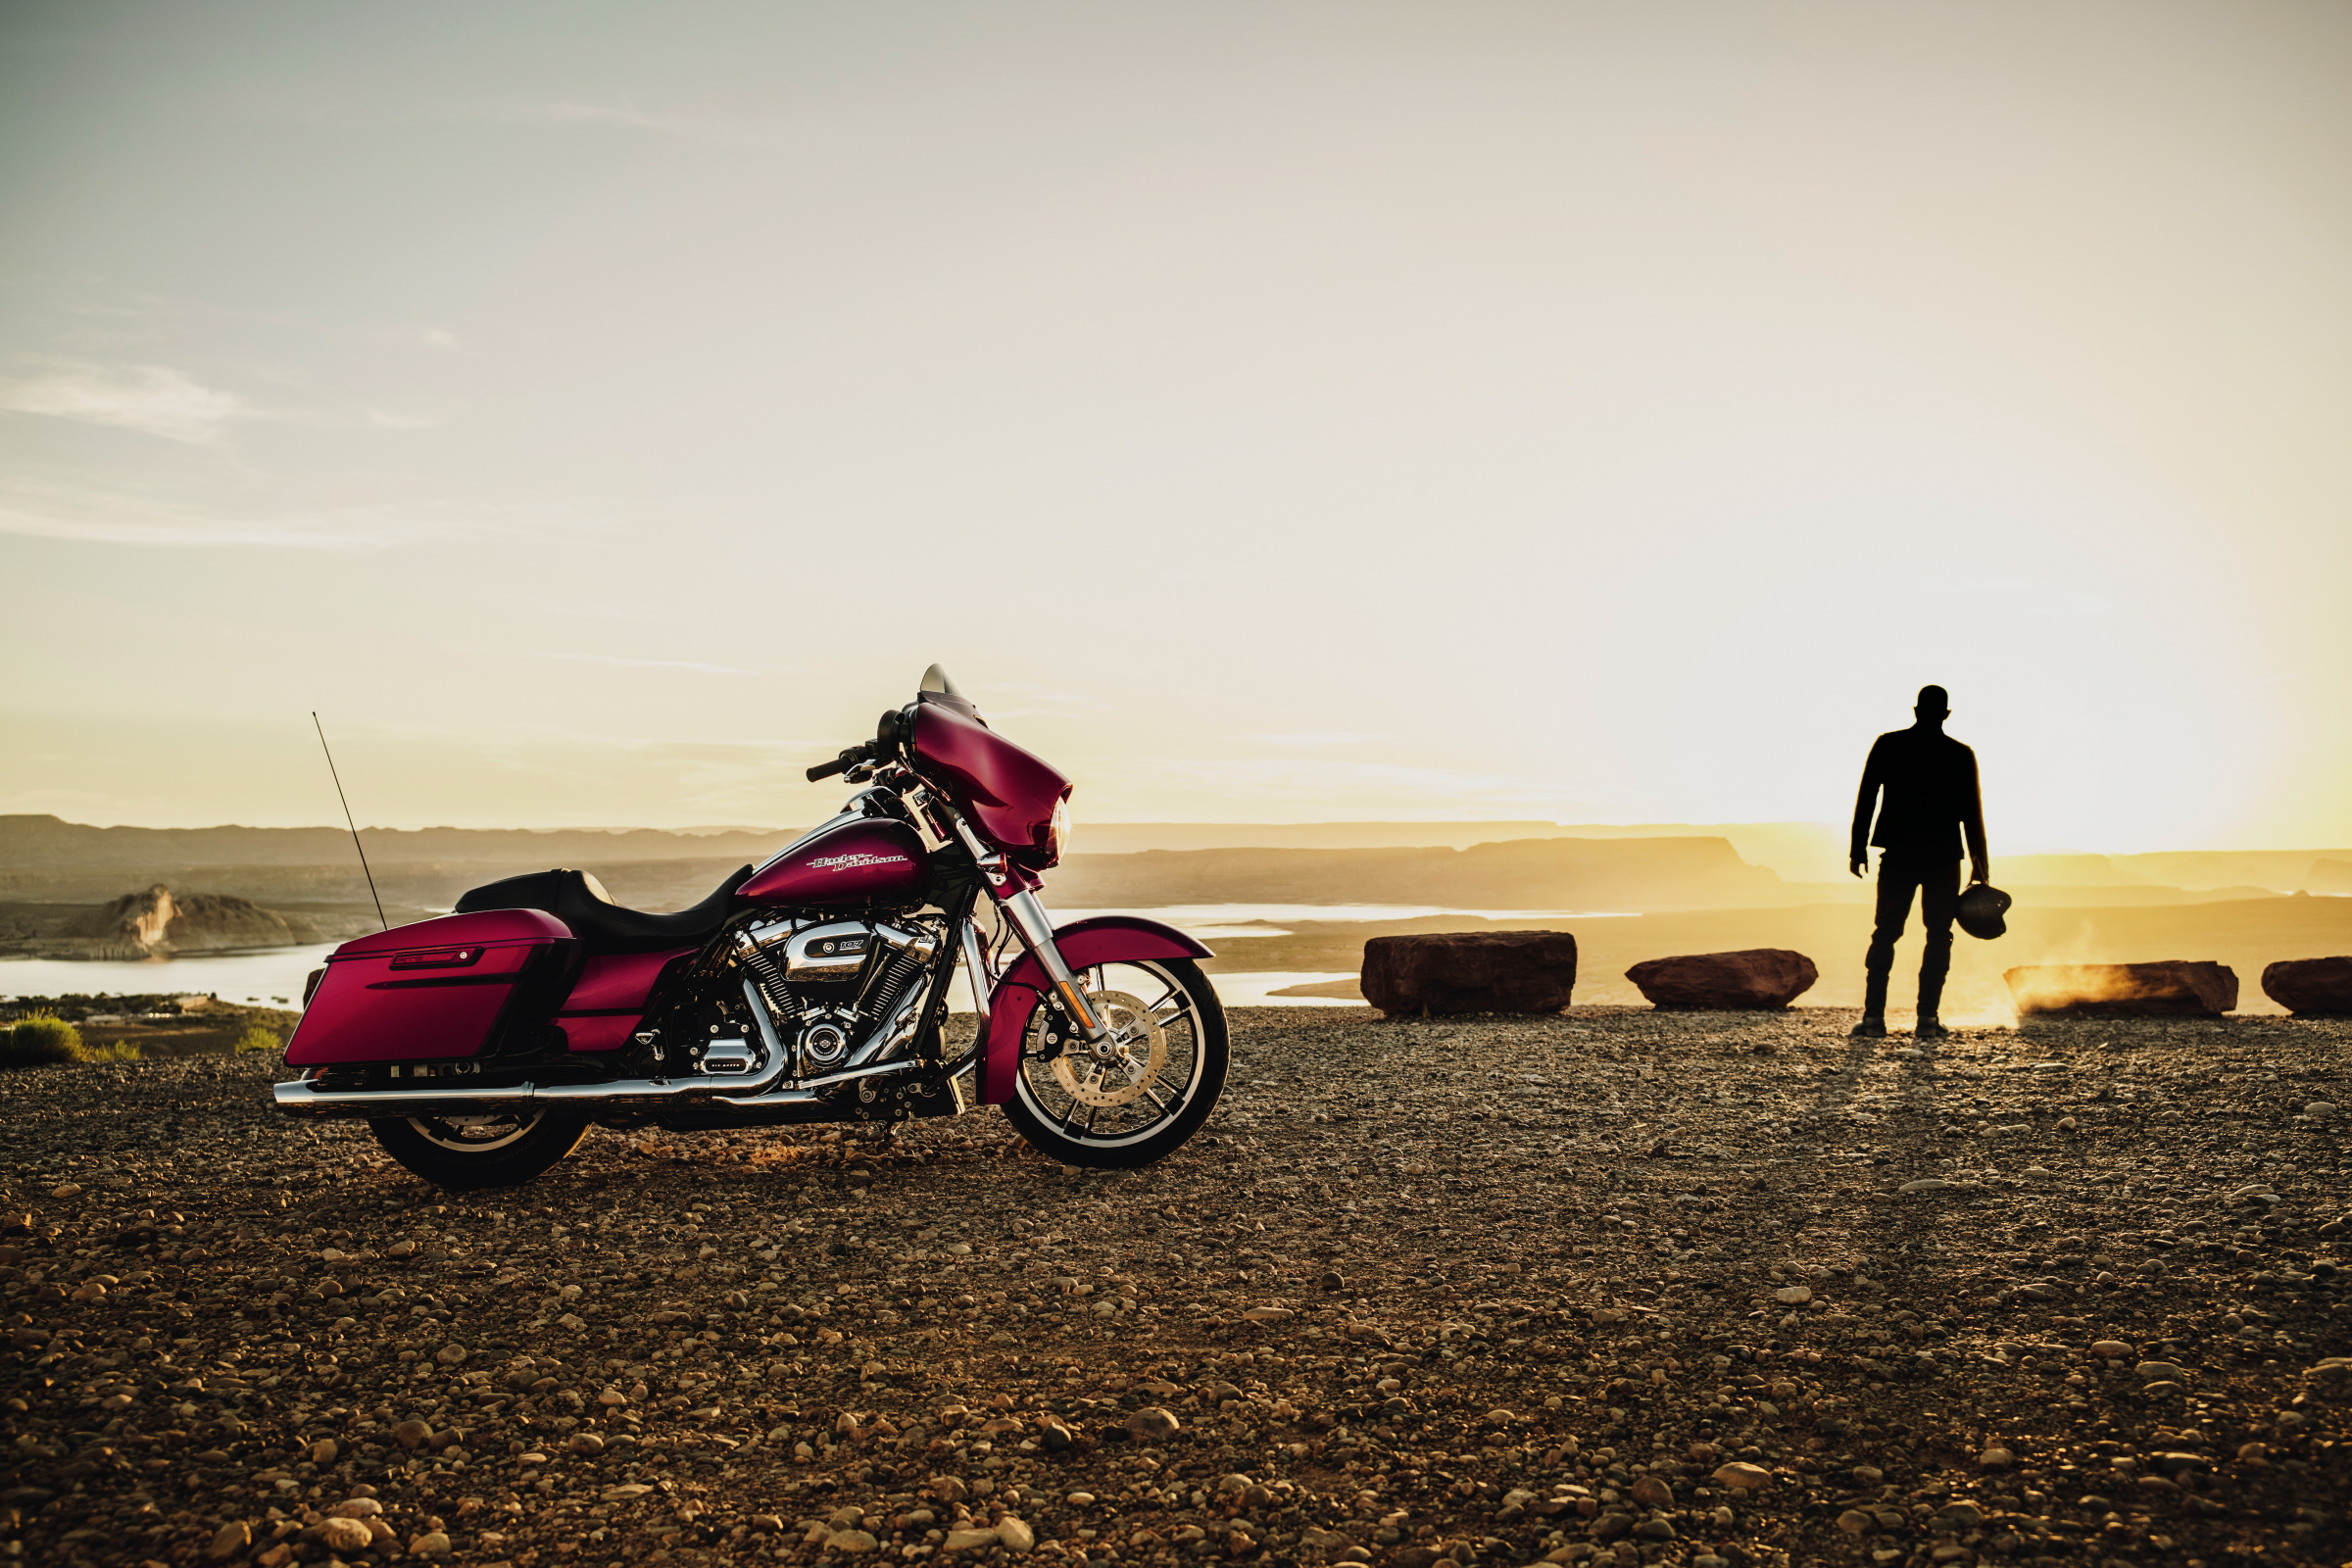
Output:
[271, 665, 1228, 1190]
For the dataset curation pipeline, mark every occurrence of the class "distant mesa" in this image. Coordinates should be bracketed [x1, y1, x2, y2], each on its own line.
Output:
[1360, 930, 1578, 1017]
[2305, 859, 2352, 897]
[1626, 949, 1819, 1011]
[45, 885, 296, 960]
[2005, 960, 2238, 1019]
[2260, 956, 2352, 1017]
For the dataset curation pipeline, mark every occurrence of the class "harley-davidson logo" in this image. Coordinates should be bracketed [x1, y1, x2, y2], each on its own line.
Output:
[808, 853, 911, 871]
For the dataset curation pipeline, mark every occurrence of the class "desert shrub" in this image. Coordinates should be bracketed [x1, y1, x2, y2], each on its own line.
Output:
[74, 1041, 143, 1064]
[2, 1014, 81, 1067]
[234, 1025, 283, 1054]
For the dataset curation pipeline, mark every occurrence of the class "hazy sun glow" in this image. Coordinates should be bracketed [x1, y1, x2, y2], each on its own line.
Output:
[3, 2, 2348, 852]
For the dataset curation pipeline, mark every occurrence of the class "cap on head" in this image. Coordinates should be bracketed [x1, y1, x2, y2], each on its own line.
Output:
[1915, 684, 1950, 716]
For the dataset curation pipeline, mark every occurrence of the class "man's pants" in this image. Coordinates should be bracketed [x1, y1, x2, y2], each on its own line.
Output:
[1864, 853, 1961, 1018]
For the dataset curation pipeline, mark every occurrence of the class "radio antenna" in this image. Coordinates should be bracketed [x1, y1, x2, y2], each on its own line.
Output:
[312, 711, 388, 931]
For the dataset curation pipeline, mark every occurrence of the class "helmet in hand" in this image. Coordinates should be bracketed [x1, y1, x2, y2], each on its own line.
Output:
[1957, 883, 2012, 941]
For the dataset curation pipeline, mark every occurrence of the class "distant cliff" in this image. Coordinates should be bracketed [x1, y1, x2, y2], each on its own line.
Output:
[46, 886, 297, 958]
[1045, 836, 1786, 912]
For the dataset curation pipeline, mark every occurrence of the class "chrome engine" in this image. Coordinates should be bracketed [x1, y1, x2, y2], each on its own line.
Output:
[732, 914, 942, 1082]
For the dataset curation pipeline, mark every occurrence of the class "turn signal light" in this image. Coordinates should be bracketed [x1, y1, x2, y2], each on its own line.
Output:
[390, 947, 484, 970]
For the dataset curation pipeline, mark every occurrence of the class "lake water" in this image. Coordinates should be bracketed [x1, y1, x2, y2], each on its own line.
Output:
[0, 902, 1570, 1007]
[1, 946, 339, 1006]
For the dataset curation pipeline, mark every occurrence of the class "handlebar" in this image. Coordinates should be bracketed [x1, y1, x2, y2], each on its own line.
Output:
[805, 746, 870, 782]
[806, 706, 917, 783]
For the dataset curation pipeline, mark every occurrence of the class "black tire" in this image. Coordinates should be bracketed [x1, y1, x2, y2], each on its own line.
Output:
[369, 1108, 591, 1192]
[1002, 956, 1227, 1168]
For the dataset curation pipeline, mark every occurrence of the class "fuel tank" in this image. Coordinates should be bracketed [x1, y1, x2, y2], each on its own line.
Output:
[738, 815, 928, 906]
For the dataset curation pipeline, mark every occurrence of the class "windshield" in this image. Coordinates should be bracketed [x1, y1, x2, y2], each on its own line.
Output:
[919, 663, 962, 697]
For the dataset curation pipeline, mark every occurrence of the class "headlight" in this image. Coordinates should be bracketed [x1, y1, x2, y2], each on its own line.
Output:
[1046, 796, 1072, 860]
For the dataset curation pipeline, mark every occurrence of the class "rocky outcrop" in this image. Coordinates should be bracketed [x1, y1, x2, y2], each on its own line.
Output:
[2005, 960, 2238, 1018]
[46, 886, 296, 958]
[1360, 931, 1578, 1016]
[1625, 949, 1818, 1010]
[2261, 956, 2352, 1017]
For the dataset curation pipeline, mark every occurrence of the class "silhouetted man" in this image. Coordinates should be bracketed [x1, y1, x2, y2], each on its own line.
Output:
[1848, 685, 1987, 1041]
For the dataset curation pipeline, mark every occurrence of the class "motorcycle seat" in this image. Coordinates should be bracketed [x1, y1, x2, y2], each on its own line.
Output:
[454, 864, 754, 956]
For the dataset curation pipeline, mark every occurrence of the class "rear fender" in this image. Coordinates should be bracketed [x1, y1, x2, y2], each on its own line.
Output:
[977, 915, 1212, 1104]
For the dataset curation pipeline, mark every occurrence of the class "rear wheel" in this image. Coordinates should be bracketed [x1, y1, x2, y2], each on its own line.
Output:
[1003, 957, 1227, 1168]
[369, 1108, 590, 1192]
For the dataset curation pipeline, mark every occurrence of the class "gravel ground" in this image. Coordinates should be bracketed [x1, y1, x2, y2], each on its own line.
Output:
[4, 1006, 2349, 1568]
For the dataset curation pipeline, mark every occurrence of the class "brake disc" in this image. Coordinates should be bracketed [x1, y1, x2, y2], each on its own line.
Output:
[1050, 989, 1167, 1108]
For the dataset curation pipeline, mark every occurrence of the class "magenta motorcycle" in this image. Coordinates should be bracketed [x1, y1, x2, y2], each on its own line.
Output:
[272, 666, 1227, 1190]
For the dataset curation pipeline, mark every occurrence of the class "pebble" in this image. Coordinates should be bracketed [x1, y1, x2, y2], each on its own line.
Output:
[317, 1516, 374, 1553]
[2305, 1101, 2338, 1116]
[2135, 1360, 2191, 1382]
[204, 1522, 250, 1560]
[1711, 1462, 1773, 1492]
[1630, 1476, 1674, 1507]
[2090, 1340, 2134, 1358]
[1125, 1405, 1182, 1442]
[1977, 1447, 2015, 1469]
[995, 1516, 1037, 1551]
[1772, 1285, 1812, 1304]
[1898, 1178, 1948, 1193]
[829, 1529, 880, 1552]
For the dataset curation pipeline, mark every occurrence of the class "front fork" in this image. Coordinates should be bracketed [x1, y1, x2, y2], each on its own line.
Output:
[935, 803, 1107, 1046]
[994, 889, 1109, 1044]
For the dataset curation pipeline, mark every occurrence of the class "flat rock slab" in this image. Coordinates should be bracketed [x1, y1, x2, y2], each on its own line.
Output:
[1360, 930, 1577, 1016]
[1625, 948, 1818, 1010]
[2261, 956, 2352, 1017]
[2006, 960, 2238, 1017]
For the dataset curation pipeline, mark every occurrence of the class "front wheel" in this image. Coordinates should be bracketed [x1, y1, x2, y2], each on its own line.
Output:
[1003, 957, 1227, 1168]
[369, 1107, 591, 1192]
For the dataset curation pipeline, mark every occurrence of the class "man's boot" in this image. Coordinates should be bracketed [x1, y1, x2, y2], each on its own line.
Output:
[1915, 943, 1952, 1042]
[1853, 964, 1889, 1039]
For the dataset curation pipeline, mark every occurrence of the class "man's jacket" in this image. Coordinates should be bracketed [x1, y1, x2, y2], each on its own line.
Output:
[1851, 726, 1987, 865]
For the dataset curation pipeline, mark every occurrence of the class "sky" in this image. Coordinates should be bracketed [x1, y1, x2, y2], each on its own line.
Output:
[3, 0, 2349, 854]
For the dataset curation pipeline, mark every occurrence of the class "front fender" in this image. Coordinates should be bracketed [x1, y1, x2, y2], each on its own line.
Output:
[977, 916, 1214, 1105]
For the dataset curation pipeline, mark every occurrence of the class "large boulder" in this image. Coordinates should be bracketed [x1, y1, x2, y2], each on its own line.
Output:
[2005, 960, 2238, 1018]
[2262, 956, 2352, 1017]
[1625, 949, 1818, 1010]
[1360, 931, 1577, 1017]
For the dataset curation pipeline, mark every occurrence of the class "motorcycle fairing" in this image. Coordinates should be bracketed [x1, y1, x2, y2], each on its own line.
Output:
[976, 916, 1214, 1103]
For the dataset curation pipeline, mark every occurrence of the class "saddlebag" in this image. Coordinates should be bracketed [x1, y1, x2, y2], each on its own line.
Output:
[284, 909, 579, 1067]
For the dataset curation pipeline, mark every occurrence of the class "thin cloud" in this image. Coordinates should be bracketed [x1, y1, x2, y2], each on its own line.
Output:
[0, 365, 247, 444]
[0, 483, 453, 550]
[1250, 730, 1388, 746]
[538, 653, 757, 676]
[486, 99, 673, 132]
[0, 503, 387, 550]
